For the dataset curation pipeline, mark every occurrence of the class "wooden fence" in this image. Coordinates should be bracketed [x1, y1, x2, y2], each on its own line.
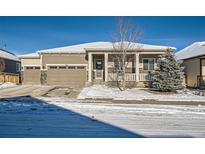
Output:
[0, 72, 20, 84]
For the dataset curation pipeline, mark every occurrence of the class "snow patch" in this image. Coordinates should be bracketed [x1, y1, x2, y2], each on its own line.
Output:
[0, 82, 16, 89]
[78, 85, 205, 102]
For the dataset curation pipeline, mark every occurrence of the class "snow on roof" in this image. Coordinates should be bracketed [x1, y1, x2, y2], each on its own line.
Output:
[176, 41, 205, 60]
[37, 41, 176, 54]
[0, 48, 20, 61]
[18, 52, 40, 58]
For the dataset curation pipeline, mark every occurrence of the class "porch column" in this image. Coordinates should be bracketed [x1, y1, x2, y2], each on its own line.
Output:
[88, 52, 92, 82]
[135, 53, 139, 82]
[104, 53, 108, 82]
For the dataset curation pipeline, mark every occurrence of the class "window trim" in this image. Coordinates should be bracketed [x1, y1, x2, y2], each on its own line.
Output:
[142, 58, 155, 71]
[16, 63, 21, 72]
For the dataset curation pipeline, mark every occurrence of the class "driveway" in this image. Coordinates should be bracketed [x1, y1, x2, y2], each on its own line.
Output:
[0, 85, 55, 98]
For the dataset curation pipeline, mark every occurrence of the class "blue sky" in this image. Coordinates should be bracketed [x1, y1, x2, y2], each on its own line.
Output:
[0, 16, 205, 55]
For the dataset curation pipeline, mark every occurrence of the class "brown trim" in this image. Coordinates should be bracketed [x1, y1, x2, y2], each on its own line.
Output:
[200, 58, 205, 76]
[198, 58, 205, 87]
[200, 58, 202, 76]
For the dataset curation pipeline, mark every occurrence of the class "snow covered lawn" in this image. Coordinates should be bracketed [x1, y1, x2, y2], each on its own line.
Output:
[0, 82, 16, 89]
[1, 96, 205, 137]
[78, 85, 205, 102]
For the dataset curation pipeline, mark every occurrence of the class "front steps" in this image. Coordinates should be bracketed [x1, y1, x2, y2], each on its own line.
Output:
[93, 79, 104, 85]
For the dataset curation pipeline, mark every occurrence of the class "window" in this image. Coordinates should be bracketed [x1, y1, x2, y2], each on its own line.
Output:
[16, 63, 20, 72]
[143, 58, 155, 71]
[77, 66, 85, 69]
[35, 66, 40, 69]
[59, 66, 66, 69]
[49, 66, 57, 69]
[26, 66, 33, 69]
[95, 59, 103, 69]
[68, 66, 76, 69]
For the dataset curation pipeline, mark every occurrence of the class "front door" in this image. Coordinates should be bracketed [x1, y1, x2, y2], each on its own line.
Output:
[94, 59, 104, 79]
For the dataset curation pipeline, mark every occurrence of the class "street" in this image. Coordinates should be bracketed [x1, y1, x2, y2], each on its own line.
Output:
[0, 95, 205, 137]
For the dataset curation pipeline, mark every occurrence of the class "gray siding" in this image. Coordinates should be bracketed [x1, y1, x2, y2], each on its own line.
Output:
[1, 58, 20, 74]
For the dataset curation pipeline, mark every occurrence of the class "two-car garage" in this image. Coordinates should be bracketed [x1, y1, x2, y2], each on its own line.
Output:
[20, 49, 88, 87]
[23, 64, 87, 87]
[46, 64, 87, 87]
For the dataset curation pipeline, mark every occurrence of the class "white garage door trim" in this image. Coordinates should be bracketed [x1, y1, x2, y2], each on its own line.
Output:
[46, 64, 87, 70]
[22, 65, 41, 71]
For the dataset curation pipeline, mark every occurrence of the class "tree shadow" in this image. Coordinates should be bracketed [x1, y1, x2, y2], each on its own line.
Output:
[0, 96, 144, 138]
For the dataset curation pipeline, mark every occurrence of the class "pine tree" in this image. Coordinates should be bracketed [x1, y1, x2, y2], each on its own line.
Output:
[152, 50, 185, 92]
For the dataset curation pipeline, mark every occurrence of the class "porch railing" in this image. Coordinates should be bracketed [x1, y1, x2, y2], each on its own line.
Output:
[108, 73, 154, 82]
[108, 73, 136, 81]
[197, 75, 205, 87]
[139, 73, 153, 81]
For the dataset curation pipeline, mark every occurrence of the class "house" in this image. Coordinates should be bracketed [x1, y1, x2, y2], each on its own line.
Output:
[19, 41, 175, 87]
[0, 48, 20, 74]
[176, 41, 205, 88]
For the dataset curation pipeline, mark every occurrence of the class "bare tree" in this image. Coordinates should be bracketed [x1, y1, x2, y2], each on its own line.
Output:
[111, 17, 141, 90]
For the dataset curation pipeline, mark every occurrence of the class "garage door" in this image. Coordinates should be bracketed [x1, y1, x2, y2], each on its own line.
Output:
[23, 66, 41, 84]
[47, 65, 87, 87]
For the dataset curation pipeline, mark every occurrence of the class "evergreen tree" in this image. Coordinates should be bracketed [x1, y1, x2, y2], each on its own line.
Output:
[152, 50, 185, 92]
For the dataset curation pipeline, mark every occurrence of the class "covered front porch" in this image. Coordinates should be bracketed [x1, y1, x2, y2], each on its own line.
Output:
[87, 51, 161, 84]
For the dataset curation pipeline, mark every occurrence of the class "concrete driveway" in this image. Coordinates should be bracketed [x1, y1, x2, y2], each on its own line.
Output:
[0, 85, 55, 98]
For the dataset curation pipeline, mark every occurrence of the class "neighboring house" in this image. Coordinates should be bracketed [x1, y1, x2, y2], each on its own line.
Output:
[176, 41, 205, 88]
[19, 42, 175, 87]
[0, 48, 21, 74]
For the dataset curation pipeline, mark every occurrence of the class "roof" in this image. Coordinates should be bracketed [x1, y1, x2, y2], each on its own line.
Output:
[37, 41, 176, 54]
[175, 41, 205, 60]
[0, 48, 20, 61]
[18, 52, 40, 58]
